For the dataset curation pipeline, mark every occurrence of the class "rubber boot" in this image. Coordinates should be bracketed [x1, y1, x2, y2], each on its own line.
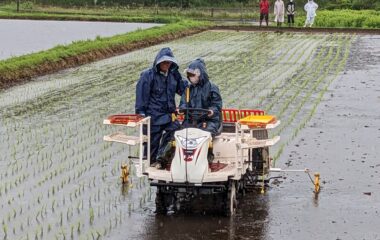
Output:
[156, 142, 175, 169]
[207, 147, 215, 164]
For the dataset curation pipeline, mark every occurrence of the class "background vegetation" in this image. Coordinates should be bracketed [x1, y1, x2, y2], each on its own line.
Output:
[1, 1, 379, 28]
[312, 10, 380, 28]
[0, 0, 379, 9]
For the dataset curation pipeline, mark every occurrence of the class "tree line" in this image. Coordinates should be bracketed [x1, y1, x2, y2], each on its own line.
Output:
[1, 0, 378, 9]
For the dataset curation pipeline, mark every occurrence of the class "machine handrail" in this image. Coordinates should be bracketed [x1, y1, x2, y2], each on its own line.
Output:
[222, 109, 265, 123]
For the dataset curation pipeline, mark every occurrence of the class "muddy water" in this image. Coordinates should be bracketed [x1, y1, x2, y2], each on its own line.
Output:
[111, 36, 380, 240]
[0, 31, 378, 240]
[0, 19, 161, 60]
[266, 35, 380, 240]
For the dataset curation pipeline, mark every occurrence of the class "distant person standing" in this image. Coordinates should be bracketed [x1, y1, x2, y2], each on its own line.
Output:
[259, 0, 270, 27]
[304, 0, 318, 27]
[274, 0, 285, 27]
[286, 0, 296, 27]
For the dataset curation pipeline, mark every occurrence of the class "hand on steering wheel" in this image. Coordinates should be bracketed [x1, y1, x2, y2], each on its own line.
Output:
[178, 108, 210, 121]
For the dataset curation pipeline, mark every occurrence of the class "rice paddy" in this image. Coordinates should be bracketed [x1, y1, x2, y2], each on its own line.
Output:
[0, 30, 354, 239]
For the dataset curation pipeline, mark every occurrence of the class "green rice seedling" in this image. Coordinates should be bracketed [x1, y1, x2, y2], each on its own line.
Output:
[76, 202, 81, 214]
[59, 228, 66, 240]
[77, 221, 81, 235]
[70, 225, 74, 240]
[108, 219, 112, 231]
[89, 208, 94, 225]
[114, 214, 118, 227]
[95, 231, 101, 240]
[92, 176, 96, 187]
[35, 211, 41, 224]
[66, 207, 72, 221]
[60, 212, 63, 227]
[39, 225, 43, 239]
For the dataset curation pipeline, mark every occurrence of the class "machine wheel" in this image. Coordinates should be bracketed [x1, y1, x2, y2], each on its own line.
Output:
[224, 180, 237, 216]
[155, 187, 167, 214]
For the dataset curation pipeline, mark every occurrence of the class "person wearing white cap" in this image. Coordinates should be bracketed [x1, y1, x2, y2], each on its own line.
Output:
[304, 0, 318, 27]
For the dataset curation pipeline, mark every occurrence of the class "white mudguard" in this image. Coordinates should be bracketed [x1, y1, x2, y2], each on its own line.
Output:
[171, 128, 211, 184]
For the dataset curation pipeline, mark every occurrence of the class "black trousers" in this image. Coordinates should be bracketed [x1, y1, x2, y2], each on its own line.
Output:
[288, 14, 294, 24]
[145, 121, 180, 164]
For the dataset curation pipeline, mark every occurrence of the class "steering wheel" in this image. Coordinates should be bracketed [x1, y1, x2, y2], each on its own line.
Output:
[178, 108, 210, 122]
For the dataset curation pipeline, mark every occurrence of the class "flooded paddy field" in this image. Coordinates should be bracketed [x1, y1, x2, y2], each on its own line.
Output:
[0, 19, 161, 60]
[0, 30, 379, 239]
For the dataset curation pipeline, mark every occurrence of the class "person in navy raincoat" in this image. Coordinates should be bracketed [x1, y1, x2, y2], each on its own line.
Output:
[179, 58, 223, 137]
[135, 47, 187, 167]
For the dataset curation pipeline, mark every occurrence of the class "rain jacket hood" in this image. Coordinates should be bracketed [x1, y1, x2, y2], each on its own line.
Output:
[153, 47, 179, 73]
[180, 58, 223, 136]
[185, 58, 209, 86]
[135, 47, 187, 125]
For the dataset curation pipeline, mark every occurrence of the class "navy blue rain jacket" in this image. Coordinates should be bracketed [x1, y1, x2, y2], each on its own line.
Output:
[135, 48, 187, 125]
[179, 59, 223, 135]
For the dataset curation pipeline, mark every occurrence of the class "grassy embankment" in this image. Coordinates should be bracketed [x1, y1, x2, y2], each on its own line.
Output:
[0, 2, 254, 22]
[0, 3, 182, 23]
[0, 20, 212, 89]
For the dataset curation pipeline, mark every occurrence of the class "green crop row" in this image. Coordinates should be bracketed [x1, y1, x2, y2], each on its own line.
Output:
[294, 10, 380, 28]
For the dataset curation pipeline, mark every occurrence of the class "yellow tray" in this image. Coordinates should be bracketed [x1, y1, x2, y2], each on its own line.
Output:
[238, 115, 277, 128]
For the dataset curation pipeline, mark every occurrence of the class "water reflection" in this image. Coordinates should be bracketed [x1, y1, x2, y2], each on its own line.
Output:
[313, 192, 319, 207]
[0, 19, 161, 60]
[139, 192, 269, 240]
